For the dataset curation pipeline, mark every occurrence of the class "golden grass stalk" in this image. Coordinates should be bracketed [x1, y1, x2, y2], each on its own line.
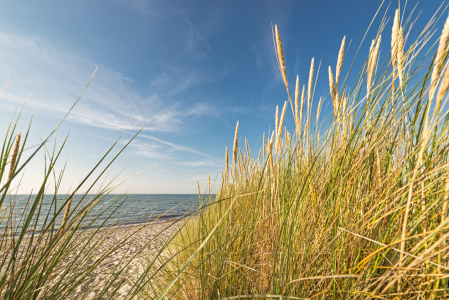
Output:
[275, 105, 279, 138]
[397, 27, 404, 86]
[62, 190, 76, 228]
[245, 137, 250, 159]
[391, 9, 400, 67]
[316, 97, 322, 127]
[225, 147, 229, 183]
[430, 15, 449, 101]
[367, 36, 381, 95]
[233, 121, 239, 171]
[437, 62, 449, 106]
[328, 66, 339, 116]
[443, 125, 449, 244]
[341, 90, 347, 116]
[435, 65, 449, 253]
[276, 101, 287, 156]
[295, 75, 299, 125]
[197, 180, 201, 197]
[275, 25, 288, 88]
[336, 36, 346, 86]
[221, 171, 224, 188]
[268, 131, 274, 170]
[298, 85, 305, 139]
[367, 39, 375, 95]
[285, 127, 290, 148]
[307, 58, 314, 116]
[262, 133, 265, 157]
[391, 9, 400, 97]
[6, 131, 21, 184]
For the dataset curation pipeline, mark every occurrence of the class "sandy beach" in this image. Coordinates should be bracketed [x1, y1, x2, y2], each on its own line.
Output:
[65, 220, 182, 299]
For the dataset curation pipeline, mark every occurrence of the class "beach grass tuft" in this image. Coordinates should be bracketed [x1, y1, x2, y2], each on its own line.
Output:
[152, 2, 449, 299]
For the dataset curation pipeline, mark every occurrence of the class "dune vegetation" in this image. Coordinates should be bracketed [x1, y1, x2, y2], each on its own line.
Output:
[0, 74, 168, 299]
[151, 3, 449, 299]
[3, 2, 449, 299]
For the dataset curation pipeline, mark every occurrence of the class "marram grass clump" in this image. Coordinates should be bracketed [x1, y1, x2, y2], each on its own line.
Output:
[153, 4, 449, 299]
[0, 74, 163, 299]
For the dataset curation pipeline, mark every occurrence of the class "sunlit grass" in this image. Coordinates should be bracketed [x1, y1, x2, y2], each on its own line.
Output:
[153, 3, 449, 299]
[0, 71, 161, 299]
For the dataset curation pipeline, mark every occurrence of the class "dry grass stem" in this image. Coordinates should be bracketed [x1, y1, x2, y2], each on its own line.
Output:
[298, 84, 305, 138]
[328, 66, 338, 116]
[275, 25, 288, 88]
[233, 121, 239, 171]
[275, 105, 279, 137]
[367, 36, 381, 95]
[6, 131, 21, 184]
[155, 5, 449, 299]
[307, 58, 314, 116]
[225, 147, 229, 182]
[397, 27, 404, 85]
[316, 97, 322, 127]
[391, 9, 400, 67]
[430, 15, 449, 101]
[336, 36, 346, 86]
[295, 75, 300, 125]
[62, 191, 77, 227]
[276, 101, 287, 156]
[262, 133, 266, 157]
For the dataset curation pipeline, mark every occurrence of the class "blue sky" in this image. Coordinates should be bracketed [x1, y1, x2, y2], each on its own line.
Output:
[0, 0, 445, 194]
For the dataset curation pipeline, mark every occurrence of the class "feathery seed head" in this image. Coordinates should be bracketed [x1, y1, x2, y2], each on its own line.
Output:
[62, 188, 78, 227]
[341, 90, 347, 115]
[336, 36, 346, 86]
[197, 180, 201, 197]
[391, 9, 400, 66]
[233, 121, 239, 168]
[275, 25, 288, 88]
[295, 75, 299, 121]
[300, 85, 305, 121]
[316, 97, 322, 126]
[430, 15, 449, 101]
[329, 66, 338, 115]
[308, 58, 314, 113]
[437, 63, 449, 105]
[276, 101, 287, 155]
[279, 101, 287, 134]
[367, 36, 381, 95]
[7, 131, 21, 184]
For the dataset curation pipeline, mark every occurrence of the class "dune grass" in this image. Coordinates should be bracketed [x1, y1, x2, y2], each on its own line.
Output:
[152, 3, 449, 299]
[0, 72, 168, 299]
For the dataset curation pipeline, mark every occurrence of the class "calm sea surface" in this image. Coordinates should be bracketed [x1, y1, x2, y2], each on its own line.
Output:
[1, 194, 209, 232]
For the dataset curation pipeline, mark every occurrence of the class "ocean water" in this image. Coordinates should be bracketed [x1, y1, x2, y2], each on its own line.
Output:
[1, 194, 210, 232]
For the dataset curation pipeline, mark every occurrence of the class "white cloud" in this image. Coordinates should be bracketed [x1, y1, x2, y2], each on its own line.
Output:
[181, 159, 223, 167]
[0, 29, 218, 133]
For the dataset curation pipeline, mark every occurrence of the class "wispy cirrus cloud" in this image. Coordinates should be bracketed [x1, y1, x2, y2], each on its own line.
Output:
[138, 134, 212, 158]
[0, 29, 222, 134]
[181, 159, 223, 167]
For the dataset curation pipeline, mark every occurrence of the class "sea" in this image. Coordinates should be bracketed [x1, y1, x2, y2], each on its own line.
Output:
[0, 194, 211, 232]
